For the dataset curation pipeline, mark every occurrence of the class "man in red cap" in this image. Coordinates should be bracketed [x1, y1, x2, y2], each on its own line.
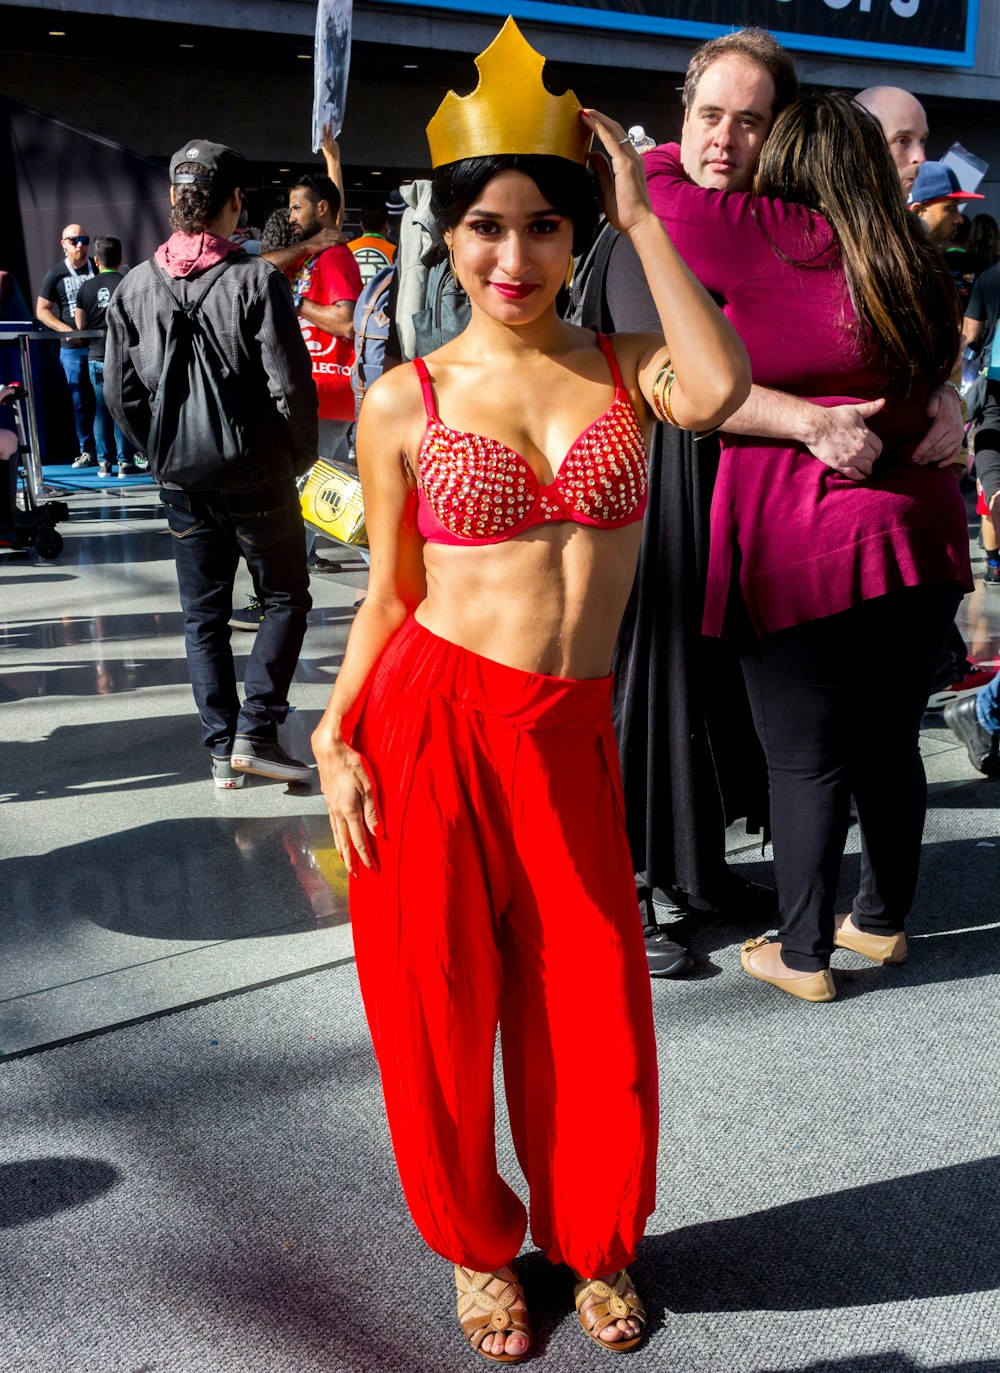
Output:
[909, 161, 985, 244]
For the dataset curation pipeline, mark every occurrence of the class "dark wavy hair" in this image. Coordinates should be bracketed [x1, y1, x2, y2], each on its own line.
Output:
[431, 154, 599, 257]
[969, 213, 1000, 274]
[753, 92, 959, 393]
[259, 207, 296, 253]
[169, 163, 237, 233]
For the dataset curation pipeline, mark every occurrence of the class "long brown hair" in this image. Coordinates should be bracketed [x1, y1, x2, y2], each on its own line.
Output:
[753, 92, 959, 393]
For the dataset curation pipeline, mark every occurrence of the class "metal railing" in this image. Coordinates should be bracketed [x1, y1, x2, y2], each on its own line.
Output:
[0, 328, 103, 504]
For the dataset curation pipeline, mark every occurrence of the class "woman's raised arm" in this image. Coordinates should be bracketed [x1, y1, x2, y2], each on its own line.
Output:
[584, 108, 751, 432]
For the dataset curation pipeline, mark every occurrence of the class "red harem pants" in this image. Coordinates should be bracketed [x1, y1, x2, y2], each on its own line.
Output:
[348, 616, 659, 1277]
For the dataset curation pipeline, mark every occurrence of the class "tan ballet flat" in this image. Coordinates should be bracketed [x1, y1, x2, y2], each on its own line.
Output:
[454, 1264, 531, 1364]
[834, 920, 907, 965]
[573, 1269, 646, 1354]
[740, 937, 836, 1002]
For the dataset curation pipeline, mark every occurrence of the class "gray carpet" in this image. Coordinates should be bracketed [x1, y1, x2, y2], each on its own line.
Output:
[3, 780, 999, 1372]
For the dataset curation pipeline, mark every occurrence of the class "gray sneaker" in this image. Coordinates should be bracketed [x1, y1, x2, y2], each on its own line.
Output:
[230, 737, 313, 784]
[72, 452, 96, 468]
[212, 755, 245, 789]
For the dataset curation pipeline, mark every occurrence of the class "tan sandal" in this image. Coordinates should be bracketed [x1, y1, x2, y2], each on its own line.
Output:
[454, 1264, 531, 1364]
[573, 1269, 646, 1353]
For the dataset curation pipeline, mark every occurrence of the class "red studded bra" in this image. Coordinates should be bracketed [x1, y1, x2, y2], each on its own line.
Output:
[413, 333, 647, 546]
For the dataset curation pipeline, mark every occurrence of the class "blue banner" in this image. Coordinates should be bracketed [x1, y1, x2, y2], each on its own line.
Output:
[385, 1, 978, 67]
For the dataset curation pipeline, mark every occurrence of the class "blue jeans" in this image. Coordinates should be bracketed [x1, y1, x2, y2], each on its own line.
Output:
[159, 480, 312, 755]
[89, 359, 134, 466]
[59, 345, 94, 455]
[976, 672, 1000, 733]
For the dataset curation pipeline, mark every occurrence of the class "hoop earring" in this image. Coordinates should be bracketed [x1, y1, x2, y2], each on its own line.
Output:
[565, 258, 575, 292]
[448, 245, 460, 288]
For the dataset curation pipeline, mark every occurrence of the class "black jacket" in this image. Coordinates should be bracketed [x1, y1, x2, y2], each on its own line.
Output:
[105, 249, 318, 489]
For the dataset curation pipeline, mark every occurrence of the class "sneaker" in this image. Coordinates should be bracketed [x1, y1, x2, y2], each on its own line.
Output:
[644, 923, 694, 978]
[97, 462, 113, 477]
[212, 755, 245, 789]
[131, 453, 149, 471]
[118, 462, 140, 477]
[984, 561, 1000, 589]
[307, 553, 342, 574]
[230, 737, 313, 784]
[229, 597, 265, 631]
[72, 452, 96, 468]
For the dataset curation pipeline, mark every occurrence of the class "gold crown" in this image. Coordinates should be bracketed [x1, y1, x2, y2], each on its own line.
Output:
[426, 17, 591, 168]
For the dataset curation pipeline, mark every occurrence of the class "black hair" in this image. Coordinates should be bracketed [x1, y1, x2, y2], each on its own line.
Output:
[93, 235, 122, 268]
[359, 205, 388, 232]
[431, 155, 599, 257]
[969, 213, 1000, 273]
[170, 163, 238, 233]
[259, 207, 296, 253]
[293, 173, 342, 218]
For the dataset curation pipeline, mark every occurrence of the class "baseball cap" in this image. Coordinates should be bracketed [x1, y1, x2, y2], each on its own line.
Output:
[169, 139, 246, 192]
[908, 161, 985, 205]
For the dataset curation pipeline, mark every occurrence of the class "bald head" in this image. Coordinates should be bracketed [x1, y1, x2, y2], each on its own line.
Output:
[856, 86, 929, 197]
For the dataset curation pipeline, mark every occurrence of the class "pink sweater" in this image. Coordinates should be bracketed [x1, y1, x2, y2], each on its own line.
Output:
[645, 144, 972, 635]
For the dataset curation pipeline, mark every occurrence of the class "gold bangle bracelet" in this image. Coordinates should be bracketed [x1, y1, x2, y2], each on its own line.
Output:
[651, 362, 680, 428]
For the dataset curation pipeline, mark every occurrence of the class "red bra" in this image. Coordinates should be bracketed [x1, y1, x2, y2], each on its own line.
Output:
[413, 333, 647, 546]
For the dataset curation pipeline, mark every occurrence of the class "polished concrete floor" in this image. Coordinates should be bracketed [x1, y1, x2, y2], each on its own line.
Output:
[1, 480, 370, 1056]
[2, 478, 999, 1057]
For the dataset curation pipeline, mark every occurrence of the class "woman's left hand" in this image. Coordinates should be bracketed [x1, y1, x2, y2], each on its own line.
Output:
[583, 108, 654, 237]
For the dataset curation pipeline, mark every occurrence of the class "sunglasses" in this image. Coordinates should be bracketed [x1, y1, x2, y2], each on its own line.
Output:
[64, 235, 90, 246]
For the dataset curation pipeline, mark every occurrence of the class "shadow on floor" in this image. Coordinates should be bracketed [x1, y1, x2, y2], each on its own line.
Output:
[0, 1157, 119, 1228]
[632, 1156, 999, 1313]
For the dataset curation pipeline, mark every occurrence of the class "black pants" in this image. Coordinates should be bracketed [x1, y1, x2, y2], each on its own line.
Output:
[973, 378, 1000, 509]
[740, 584, 962, 972]
[160, 480, 311, 755]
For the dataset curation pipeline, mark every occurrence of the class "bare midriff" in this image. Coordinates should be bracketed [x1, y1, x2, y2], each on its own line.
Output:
[415, 520, 644, 680]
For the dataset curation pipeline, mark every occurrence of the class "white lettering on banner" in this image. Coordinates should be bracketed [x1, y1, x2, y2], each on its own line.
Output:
[316, 362, 351, 377]
[774, 0, 919, 13]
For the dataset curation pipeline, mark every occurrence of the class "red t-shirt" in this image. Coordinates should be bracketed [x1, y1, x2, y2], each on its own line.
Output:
[291, 245, 361, 421]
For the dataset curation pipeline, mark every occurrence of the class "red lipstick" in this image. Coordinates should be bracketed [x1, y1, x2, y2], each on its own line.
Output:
[491, 282, 538, 299]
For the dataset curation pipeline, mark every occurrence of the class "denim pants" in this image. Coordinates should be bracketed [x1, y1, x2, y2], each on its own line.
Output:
[59, 345, 94, 456]
[89, 360, 134, 466]
[740, 583, 963, 971]
[976, 672, 1000, 733]
[160, 480, 312, 755]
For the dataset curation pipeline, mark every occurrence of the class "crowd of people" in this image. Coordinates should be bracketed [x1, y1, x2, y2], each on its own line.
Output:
[4, 17, 998, 1363]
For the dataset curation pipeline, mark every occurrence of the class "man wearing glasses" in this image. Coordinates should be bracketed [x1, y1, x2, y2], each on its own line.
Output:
[36, 224, 98, 466]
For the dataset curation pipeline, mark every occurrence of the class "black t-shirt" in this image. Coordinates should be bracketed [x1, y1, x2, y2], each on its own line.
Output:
[967, 261, 1000, 368]
[946, 247, 977, 311]
[75, 271, 125, 361]
[37, 259, 97, 347]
